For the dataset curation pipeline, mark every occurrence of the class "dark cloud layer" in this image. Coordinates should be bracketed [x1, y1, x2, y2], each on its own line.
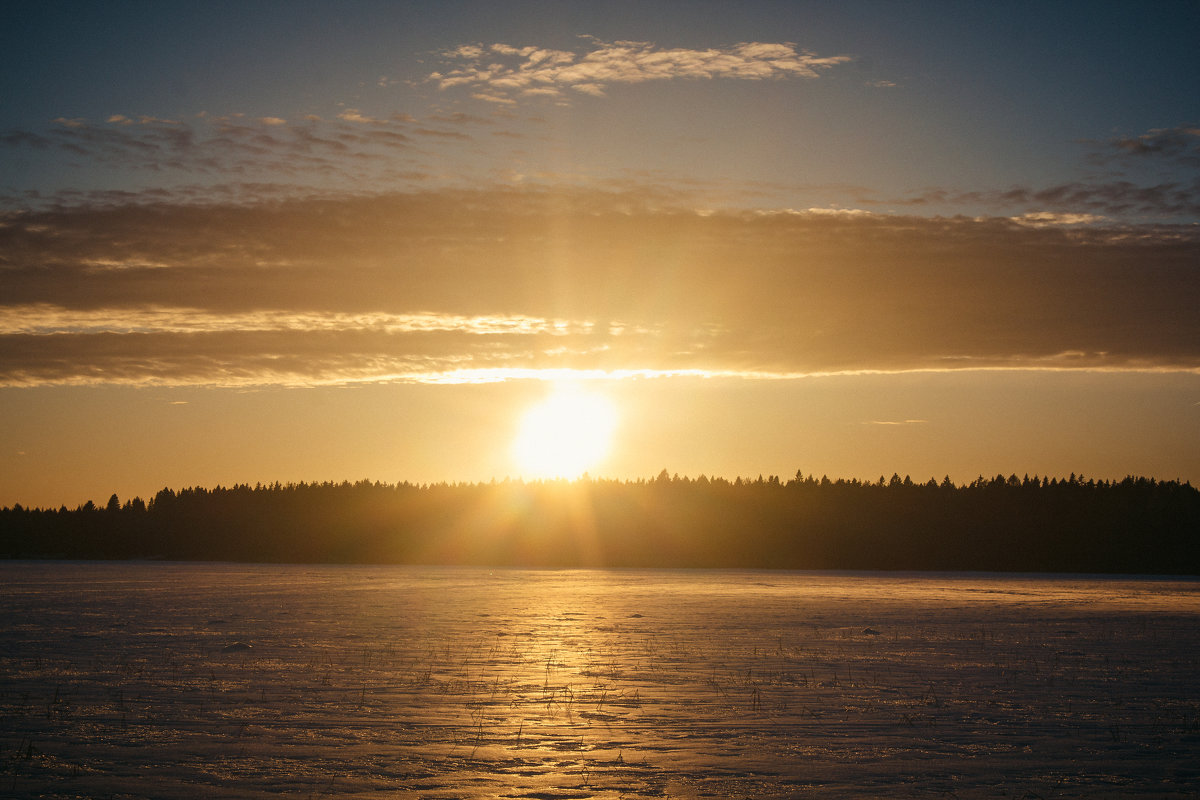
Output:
[1, 189, 1197, 386]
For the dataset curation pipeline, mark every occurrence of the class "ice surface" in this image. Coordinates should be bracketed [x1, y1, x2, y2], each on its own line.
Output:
[2, 563, 1199, 798]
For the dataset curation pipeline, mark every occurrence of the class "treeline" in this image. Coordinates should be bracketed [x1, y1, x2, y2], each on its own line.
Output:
[2, 472, 1198, 573]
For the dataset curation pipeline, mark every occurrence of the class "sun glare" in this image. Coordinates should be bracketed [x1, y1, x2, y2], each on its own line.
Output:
[512, 383, 618, 479]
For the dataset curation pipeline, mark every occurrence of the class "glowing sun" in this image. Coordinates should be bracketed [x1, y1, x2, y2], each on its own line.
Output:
[512, 383, 618, 479]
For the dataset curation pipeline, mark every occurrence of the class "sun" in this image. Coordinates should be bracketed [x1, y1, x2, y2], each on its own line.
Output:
[512, 382, 618, 479]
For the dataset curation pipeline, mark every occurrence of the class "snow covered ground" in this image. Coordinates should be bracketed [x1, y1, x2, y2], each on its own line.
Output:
[2, 562, 1198, 798]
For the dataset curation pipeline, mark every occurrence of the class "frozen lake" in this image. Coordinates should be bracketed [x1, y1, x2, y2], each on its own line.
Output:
[2, 562, 1199, 798]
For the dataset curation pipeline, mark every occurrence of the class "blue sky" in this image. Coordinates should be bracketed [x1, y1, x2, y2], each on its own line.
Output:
[1, 1, 1197, 506]
[4, 1, 1196, 217]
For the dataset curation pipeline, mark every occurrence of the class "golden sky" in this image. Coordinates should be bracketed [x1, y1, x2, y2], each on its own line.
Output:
[1, 2, 1197, 507]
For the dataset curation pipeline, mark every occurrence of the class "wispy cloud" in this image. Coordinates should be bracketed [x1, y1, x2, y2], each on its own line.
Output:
[1093, 125, 1200, 169]
[0, 112, 485, 194]
[895, 178, 1200, 220]
[427, 39, 853, 103]
[1009, 211, 1107, 227]
[0, 188, 1197, 387]
[0, 305, 597, 337]
[877, 124, 1200, 222]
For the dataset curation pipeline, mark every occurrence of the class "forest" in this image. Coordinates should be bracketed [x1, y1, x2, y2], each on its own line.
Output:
[2, 472, 1198, 574]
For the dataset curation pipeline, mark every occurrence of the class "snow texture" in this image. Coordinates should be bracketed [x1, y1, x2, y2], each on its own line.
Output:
[2, 563, 1199, 798]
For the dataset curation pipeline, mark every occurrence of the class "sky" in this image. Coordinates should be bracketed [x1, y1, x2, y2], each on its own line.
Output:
[1, 0, 1198, 508]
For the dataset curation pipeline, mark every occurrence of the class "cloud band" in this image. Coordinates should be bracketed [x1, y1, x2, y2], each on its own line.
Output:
[1, 189, 1197, 387]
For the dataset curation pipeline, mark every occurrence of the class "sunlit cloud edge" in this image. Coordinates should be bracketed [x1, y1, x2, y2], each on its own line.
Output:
[0, 304, 597, 337]
[3, 363, 1197, 391]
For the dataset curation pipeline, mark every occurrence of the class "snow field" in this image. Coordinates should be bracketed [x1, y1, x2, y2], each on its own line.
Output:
[2, 563, 1199, 798]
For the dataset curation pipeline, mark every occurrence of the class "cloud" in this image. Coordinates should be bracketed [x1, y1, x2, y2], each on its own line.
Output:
[0, 113, 481, 197]
[1097, 125, 1200, 169]
[884, 126, 1200, 222]
[471, 92, 517, 105]
[0, 305, 593, 337]
[896, 178, 1200, 220]
[0, 188, 1197, 387]
[428, 112, 496, 126]
[1009, 212, 1107, 227]
[337, 109, 386, 124]
[0, 304, 616, 387]
[428, 39, 853, 103]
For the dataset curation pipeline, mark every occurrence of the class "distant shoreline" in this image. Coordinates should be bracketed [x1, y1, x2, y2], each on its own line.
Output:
[3, 473, 1198, 575]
